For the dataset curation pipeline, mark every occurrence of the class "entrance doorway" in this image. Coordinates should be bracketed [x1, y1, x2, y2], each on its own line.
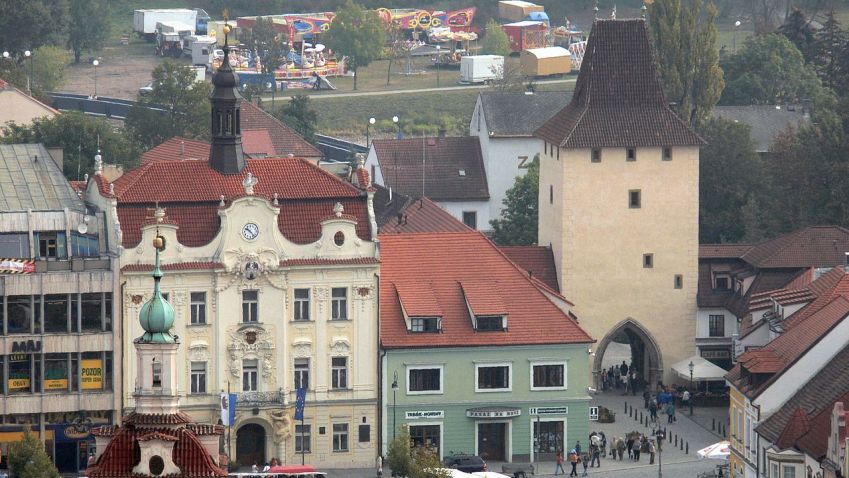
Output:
[593, 319, 663, 392]
[477, 422, 507, 461]
[533, 419, 564, 461]
[236, 423, 266, 468]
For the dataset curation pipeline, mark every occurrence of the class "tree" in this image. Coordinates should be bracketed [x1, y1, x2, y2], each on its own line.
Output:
[1, 112, 141, 180]
[275, 95, 318, 144]
[720, 33, 835, 113]
[0, 0, 69, 54]
[811, 9, 849, 93]
[384, 21, 403, 87]
[777, 7, 816, 60]
[8, 429, 60, 478]
[385, 426, 449, 478]
[323, 0, 386, 90]
[490, 156, 539, 245]
[698, 117, 762, 242]
[481, 19, 511, 57]
[648, 0, 724, 127]
[31, 45, 69, 94]
[243, 16, 288, 75]
[67, 0, 110, 64]
[125, 60, 212, 150]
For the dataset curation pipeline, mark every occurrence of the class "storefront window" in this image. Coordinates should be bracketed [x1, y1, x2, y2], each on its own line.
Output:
[44, 353, 69, 392]
[81, 293, 102, 332]
[409, 425, 440, 453]
[8, 354, 32, 393]
[7, 296, 32, 334]
[534, 420, 564, 458]
[44, 294, 69, 333]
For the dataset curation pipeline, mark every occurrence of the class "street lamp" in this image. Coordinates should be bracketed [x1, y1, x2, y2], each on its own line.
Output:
[24, 50, 32, 93]
[654, 428, 665, 478]
[92, 59, 100, 98]
[391, 371, 399, 441]
[392, 115, 400, 138]
[435, 45, 441, 88]
[733, 20, 741, 53]
[366, 117, 376, 148]
[688, 360, 694, 416]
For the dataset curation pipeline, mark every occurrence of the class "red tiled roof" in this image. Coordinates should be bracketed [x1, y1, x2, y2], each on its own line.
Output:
[379, 197, 472, 234]
[242, 129, 276, 157]
[372, 137, 489, 201]
[535, 19, 703, 148]
[784, 269, 849, 329]
[396, 281, 444, 317]
[142, 137, 210, 164]
[499, 245, 560, 292]
[740, 226, 849, 268]
[122, 262, 225, 272]
[699, 244, 755, 259]
[137, 430, 179, 441]
[775, 408, 811, 450]
[111, 157, 370, 248]
[379, 232, 594, 348]
[123, 412, 193, 425]
[461, 281, 508, 316]
[240, 100, 322, 158]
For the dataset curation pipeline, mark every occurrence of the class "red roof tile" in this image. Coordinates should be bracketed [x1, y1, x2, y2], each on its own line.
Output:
[499, 245, 560, 292]
[535, 19, 702, 148]
[242, 129, 276, 157]
[122, 262, 225, 272]
[379, 232, 594, 348]
[396, 282, 444, 317]
[740, 226, 849, 268]
[142, 137, 211, 164]
[372, 137, 489, 201]
[699, 244, 755, 259]
[461, 280, 508, 316]
[379, 197, 472, 234]
[776, 408, 811, 450]
[240, 100, 322, 158]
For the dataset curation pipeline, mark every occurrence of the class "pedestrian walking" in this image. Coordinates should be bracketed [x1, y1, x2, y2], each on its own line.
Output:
[632, 438, 641, 461]
[591, 443, 601, 468]
[555, 452, 566, 475]
[569, 450, 579, 477]
[600, 432, 607, 456]
[643, 389, 651, 408]
[682, 389, 691, 410]
[376, 455, 383, 478]
[631, 371, 638, 396]
[649, 440, 657, 464]
[574, 441, 582, 455]
[649, 397, 658, 422]
[616, 438, 625, 460]
[626, 436, 634, 459]
[666, 402, 676, 424]
[581, 453, 589, 476]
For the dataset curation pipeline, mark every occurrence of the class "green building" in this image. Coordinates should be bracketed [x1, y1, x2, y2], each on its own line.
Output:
[379, 232, 595, 463]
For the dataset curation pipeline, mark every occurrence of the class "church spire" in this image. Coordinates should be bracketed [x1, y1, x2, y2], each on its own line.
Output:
[137, 214, 176, 344]
[208, 21, 246, 175]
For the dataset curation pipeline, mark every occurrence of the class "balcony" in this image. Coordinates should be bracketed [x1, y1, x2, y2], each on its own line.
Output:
[235, 391, 286, 407]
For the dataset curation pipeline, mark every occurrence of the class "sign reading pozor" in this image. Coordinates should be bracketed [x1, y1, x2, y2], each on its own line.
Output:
[81, 359, 103, 390]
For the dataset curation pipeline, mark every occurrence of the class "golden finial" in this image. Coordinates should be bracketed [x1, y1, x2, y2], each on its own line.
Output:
[153, 235, 166, 251]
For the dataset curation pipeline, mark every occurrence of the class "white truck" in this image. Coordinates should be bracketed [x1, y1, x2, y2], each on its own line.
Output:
[182, 35, 219, 69]
[459, 55, 505, 84]
[155, 21, 195, 57]
[134, 9, 197, 41]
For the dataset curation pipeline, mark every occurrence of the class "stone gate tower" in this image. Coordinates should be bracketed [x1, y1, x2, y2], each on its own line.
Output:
[535, 19, 703, 387]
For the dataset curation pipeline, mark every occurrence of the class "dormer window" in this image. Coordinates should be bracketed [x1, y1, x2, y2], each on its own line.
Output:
[714, 274, 730, 290]
[411, 317, 440, 333]
[476, 315, 506, 331]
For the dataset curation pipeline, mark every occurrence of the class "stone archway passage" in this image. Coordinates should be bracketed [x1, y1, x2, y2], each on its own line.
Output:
[236, 423, 266, 468]
[592, 318, 664, 391]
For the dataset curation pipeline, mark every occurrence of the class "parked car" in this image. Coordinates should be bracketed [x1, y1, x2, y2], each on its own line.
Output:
[443, 454, 487, 473]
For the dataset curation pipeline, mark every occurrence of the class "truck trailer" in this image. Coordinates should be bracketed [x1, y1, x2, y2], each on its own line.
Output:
[520, 46, 572, 77]
[459, 55, 504, 84]
[134, 9, 198, 41]
[498, 1, 545, 22]
[502, 21, 548, 53]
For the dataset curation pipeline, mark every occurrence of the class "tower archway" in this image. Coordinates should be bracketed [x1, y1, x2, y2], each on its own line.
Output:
[592, 318, 663, 391]
[236, 422, 267, 468]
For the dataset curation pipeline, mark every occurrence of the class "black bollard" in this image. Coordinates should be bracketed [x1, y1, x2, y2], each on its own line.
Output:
[680, 440, 683, 451]
[674, 435, 678, 447]
[686, 442, 689, 454]
[625, 402, 628, 413]
[712, 418, 716, 431]
[640, 411, 643, 422]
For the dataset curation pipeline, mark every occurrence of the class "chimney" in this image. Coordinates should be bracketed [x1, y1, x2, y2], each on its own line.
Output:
[180, 141, 185, 157]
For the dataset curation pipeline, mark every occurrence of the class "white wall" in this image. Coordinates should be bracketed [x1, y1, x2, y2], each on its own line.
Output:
[438, 199, 491, 230]
[696, 307, 737, 338]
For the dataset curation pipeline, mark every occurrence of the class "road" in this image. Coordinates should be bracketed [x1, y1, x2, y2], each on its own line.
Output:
[261, 77, 577, 101]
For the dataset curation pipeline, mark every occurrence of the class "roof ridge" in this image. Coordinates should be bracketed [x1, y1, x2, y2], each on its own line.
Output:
[243, 100, 322, 154]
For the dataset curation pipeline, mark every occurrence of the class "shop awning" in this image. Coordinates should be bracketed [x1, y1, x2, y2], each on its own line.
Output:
[671, 356, 728, 382]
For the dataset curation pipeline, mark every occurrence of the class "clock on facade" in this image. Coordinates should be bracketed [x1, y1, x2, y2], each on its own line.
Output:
[241, 223, 259, 241]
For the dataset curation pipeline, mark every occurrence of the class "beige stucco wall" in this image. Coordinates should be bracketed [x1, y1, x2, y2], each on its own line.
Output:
[0, 89, 57, 128]
[539, 145, 699, 385]
[115, 194, 379, 468]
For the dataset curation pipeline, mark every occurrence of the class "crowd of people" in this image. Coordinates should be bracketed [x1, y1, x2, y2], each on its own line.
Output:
[554, 432, 606, 476]
[602, 360, 643, 395]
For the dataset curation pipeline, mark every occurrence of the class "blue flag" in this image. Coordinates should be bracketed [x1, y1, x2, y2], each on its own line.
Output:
[221, 393, 237, 425]
[294, 388, 307, 420]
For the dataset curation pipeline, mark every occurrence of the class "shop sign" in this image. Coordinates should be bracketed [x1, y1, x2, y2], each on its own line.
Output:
[405, 411, 444, 420]
[529, 407, 569, 416]
[11, 340, 41, 353]
[81, 359, 103, 389]
[8, 376, 30, 390]
[64, 424, 91, 439]
[0, 258, 35, 274]
[45, 378, 69, 390]
[466, 408, 521, 419]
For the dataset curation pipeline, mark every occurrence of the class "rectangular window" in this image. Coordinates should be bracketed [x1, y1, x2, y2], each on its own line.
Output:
[8, 354, 32, 393]
[783, 466, 796, 478]
[674, 274, 683, 289]
[190, 292, 207, 325]
[191, 361, 206, 394]
[709, 315, 725, 337]
[626, 148, 636, 161]
[7, 295, 32, 334]
[532, 362, 566, 390]
[629, 189, 641, 208]
[37, 232, 65, 258]
[408, 367, 442, 394]
[152, 361, 162, 388]
[294, 358, 309, 390]
[462, 211, 477, 229]
[549, 185, 553, 205]
[476, 316, 505, 331]
[715, 276, 730, 290]
[44, 353, 69, 392]
[81, 293, 103, 332]
[591, 149, 601, 162]
[643, 254, 654, 268]
[70, 233, 99, 257]
[411, 317, 440, 333]
[333, 423, 349, 452]
[556, 147, 560, 161]
[331, 357, 347, 390]
[242, 290, 258, 323]
[295, 424, 311, 453]
[294, 288, 310, 321]
[0, 233, 29, 258]
[44, 294, 69, 333]
[663, 147, 672, 161]
[331, 288, 348, 320]
[242, 359, 258, 391]
[476, 364, 510, 392]
[410, 424, 441, 453]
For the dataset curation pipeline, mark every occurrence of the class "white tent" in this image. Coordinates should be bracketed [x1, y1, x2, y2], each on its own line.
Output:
[697, 441, 731, 460]
[671, 355, 728, 382]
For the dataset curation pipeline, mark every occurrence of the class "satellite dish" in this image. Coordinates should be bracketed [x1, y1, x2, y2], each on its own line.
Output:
[77, 223, 88, 234]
